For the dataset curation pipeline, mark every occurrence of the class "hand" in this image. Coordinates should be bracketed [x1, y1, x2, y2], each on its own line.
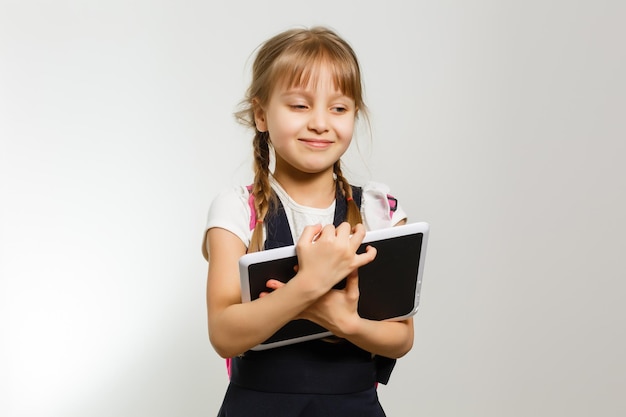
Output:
[299, 267, 362, 336]
[260, 270, 361, 337]
[295, 222, 377, 292]
[259, 278, 288, 298]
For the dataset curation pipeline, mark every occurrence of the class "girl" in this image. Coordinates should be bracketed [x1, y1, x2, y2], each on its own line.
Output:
[203, 27, 412, 416]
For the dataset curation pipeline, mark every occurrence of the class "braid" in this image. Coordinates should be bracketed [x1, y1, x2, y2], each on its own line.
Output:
[333, 161, 363, 227]
[248, 131, 273, 253]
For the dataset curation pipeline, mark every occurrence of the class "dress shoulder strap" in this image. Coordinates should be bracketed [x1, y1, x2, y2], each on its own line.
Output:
[246, 184, 398, 231]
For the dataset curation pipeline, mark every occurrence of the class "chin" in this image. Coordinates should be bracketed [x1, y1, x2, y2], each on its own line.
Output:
[298, 163, 335, 175]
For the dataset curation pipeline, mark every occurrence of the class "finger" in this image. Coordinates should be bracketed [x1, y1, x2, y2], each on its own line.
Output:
[265, 279, 286, 290]
[335, 222, 352, 239]
[317, 223, 337, 242]
[348, 223, 367, 250]
[299, 224, 323, 245]
[353, 245, 377, 267]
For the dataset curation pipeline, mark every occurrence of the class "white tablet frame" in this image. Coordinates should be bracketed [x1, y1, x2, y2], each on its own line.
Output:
[238, 221, 429, 350]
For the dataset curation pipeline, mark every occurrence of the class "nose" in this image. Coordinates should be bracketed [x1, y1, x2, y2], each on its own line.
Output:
[307, 108, 329, 134]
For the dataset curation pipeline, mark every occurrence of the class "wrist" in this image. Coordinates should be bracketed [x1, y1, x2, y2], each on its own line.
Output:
[289, 270, 328, 303]
[334, 314, 362, 339]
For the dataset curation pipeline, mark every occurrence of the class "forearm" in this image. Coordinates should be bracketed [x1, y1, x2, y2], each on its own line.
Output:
[206, 224, 377, 357]
[208, 271, 325, 358]
[335, 317, 414, 358]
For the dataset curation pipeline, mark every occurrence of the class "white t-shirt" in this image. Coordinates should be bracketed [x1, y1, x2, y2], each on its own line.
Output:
[202, 177, 407, 260]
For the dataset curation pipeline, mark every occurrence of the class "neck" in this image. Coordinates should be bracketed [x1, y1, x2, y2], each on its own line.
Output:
[272, 168, 336, 208]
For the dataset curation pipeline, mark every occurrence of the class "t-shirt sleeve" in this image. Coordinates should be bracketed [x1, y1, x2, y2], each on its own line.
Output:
[360, 181, 408, 231]
[201, 186, 251, 261]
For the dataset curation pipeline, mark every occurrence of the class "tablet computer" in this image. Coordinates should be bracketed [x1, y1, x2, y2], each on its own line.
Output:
[238, 222, 429, 350]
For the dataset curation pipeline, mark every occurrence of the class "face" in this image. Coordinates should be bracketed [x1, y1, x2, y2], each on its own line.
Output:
[254, 65, 356, 178]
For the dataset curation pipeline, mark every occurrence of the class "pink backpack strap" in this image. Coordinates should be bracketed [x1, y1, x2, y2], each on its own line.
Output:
[387, 194, 398, 219]
[225, 357, 232, 378]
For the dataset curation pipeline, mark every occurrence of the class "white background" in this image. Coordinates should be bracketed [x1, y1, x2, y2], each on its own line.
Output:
[1, 1, 625, 416]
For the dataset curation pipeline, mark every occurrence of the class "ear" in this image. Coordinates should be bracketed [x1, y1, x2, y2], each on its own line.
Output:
[252, 99, 268, 132]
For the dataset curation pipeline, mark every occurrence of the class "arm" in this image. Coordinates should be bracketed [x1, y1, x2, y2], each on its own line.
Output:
[342, 318, 413, 359]
[293, 269, 414, 359]
[205, 223, 376, 358]
[276, 218, 414, 359]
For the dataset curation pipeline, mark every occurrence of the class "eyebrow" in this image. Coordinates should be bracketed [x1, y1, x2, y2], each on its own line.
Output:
[279, 89, 352, 101]
[280, 89, 312, 98]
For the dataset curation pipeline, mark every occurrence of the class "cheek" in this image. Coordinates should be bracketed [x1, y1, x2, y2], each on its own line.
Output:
[338, 119, 356, 140]
[267, 111, 302, 136]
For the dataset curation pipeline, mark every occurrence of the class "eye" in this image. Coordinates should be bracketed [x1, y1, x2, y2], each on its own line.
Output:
[289, 104, 308, 110]
[332, 106, 349, 114]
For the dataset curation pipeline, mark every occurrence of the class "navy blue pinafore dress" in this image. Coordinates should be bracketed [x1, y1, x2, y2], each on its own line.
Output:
[216, 186, 395, 417]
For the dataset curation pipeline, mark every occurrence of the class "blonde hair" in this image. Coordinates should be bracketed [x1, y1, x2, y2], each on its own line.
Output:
[236, 27, 367, 252]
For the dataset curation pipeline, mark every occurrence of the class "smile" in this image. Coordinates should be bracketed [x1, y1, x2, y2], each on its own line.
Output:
[298, 138, 334, 149]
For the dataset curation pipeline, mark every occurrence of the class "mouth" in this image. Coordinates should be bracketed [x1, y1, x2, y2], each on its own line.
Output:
[298, 138, 334, 149]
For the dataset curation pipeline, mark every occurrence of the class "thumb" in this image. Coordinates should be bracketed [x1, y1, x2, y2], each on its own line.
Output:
[354, 244, 377, 268]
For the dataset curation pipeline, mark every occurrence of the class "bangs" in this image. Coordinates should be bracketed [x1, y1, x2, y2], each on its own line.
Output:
[271, 46, 361, 102]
